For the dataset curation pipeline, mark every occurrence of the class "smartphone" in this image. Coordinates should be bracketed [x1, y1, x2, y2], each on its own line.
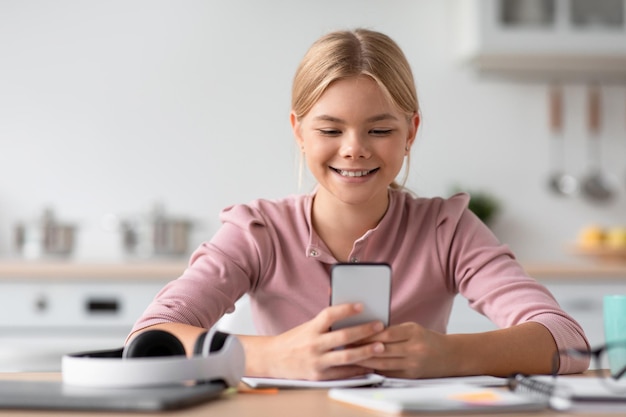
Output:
[330, 263, 391, 331]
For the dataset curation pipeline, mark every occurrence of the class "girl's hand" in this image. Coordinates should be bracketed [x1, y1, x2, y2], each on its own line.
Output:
[355, 322, 455, 379]
[249, 303, 385, 381]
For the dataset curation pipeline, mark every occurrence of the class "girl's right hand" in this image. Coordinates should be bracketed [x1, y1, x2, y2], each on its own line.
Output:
[240, 303, 385, 380]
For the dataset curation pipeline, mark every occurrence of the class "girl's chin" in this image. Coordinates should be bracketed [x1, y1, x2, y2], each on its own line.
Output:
[322, 186, 387, 205]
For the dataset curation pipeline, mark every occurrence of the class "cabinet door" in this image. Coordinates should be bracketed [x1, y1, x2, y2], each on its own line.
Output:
[545, 280, 626, 369]
[448, 279, 626, 369]
[545, 281, 626, 346]
[0, 281, 165, 329]
[455, 0, 626, 80]
[0, 280, 166, 372]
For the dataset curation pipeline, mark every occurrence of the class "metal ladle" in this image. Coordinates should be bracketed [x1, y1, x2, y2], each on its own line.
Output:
[547, 84, 578, 196]
[581, 84, 618, 203]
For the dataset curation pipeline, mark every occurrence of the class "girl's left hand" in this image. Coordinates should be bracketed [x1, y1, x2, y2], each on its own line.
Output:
[354, 322, 456, 379]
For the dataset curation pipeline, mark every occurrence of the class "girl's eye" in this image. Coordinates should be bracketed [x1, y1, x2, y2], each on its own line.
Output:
[318, 129, 341, 136]
[370, 129, 393, 136]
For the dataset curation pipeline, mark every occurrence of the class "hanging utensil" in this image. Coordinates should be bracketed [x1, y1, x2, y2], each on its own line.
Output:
[581, 84, 618, 203]
[547, 83, 578, 196]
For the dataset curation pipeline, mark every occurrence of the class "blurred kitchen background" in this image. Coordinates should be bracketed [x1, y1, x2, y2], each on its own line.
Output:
[1, 0, 626, 371]
[1, 0, 626, 263]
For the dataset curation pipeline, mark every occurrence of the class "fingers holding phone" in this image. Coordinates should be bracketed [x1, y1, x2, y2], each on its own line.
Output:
[263, 302, 385, 380]
[260, 263, 392, 380]
[313, 302, 385, 348]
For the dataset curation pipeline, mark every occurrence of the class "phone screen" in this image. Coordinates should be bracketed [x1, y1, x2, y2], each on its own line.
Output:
[330, 263, 391, 331]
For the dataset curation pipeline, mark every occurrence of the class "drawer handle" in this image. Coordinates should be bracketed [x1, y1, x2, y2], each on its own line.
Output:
[86, 299, 120, 314]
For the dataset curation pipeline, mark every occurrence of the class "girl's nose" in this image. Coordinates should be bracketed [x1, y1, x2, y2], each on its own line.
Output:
[339, 132, 371, 159]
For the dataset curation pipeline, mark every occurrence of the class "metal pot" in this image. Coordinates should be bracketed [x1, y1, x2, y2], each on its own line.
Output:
[120, 205, 194, 258]
[14, 209, 76, 258]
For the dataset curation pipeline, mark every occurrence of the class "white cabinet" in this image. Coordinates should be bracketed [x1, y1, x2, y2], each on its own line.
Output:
[448, 279, 626, 368]
[454, 0, 626, 80]
[544, 280, 626, 348]
[0, 281, 164, 329]
[0, 279, 166, 372]
[449, 280, 626, 347]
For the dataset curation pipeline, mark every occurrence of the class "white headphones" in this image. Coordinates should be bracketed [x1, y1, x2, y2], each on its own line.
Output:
[62, 328, 245, 388]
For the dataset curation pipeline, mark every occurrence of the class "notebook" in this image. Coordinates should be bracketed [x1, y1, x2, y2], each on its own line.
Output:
[528, 375, 626, 401]
[329, 383, 548, 414]
[0, 380, 226, 411]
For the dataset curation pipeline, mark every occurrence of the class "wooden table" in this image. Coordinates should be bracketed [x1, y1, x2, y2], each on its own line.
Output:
[0, 372, 623, 417]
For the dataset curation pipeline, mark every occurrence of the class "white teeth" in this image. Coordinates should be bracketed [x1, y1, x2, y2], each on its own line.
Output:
[338, 170, 370, 177]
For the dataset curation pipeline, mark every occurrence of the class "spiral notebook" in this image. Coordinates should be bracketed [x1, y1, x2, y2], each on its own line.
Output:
[515, 374, 626, 401]
[328, 383, 548, 414]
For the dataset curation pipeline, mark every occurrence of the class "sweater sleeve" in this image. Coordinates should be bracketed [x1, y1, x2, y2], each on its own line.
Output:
[128, 203, 272, 336]
[438, 193, 590, 374]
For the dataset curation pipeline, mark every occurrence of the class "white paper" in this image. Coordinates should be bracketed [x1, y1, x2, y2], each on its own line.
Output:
[241, 373, 385, 389]
[382, 375, 507, 388]
[242, 374, 505, 389]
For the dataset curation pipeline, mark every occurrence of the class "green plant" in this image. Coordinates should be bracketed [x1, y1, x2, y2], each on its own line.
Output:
[451, 186, 501, 225]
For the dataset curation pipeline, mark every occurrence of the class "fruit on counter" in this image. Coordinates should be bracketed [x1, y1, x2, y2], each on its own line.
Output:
[577, 225, 626, 249]
[605, 227, 626, 249]
[577, 225, 605, 248]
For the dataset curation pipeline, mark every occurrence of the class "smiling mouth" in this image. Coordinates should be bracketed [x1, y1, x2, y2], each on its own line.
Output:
[331, 167, 380, 177]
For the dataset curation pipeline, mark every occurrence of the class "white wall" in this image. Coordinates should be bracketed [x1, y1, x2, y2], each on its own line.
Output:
[1, 0, 625, 263]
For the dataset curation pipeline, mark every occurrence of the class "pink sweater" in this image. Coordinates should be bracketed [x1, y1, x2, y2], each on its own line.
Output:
[131, 189, 589, 373]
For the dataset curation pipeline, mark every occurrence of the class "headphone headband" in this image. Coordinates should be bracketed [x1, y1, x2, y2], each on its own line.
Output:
[62, 332, 245, 388]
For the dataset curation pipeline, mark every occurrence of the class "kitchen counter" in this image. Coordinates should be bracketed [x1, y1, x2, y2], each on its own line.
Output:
[522, 262, 626, 280]
[1, 259, 626, 281]
[0, 259, 188, 281]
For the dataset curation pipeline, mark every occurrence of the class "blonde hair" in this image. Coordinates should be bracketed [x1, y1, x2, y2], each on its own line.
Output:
[292, 28, 420, 190]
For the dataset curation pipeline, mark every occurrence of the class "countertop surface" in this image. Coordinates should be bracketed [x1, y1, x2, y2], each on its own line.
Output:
[1, 259, 626, 281]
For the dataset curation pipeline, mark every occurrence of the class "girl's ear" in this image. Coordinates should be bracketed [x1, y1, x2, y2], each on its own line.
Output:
[290, 111, 304, 148]
[406, 112, 420, 148]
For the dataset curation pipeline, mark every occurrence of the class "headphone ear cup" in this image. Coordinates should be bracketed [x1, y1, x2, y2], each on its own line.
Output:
[193, 330, 230, 356]
[193, 330, 209, 356]
[123, 329, 186, 358]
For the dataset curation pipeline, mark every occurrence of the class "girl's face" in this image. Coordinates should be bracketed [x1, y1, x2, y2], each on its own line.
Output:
[291, 75, 419, 207]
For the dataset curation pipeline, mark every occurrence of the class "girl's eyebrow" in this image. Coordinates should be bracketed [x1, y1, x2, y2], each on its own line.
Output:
[312, 114, 343, 123]
[312, 113, 398, 123]
[367, 113, 398, 123]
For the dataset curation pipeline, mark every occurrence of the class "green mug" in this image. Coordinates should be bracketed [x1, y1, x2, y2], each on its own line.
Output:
[603, 295, 626, 376]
